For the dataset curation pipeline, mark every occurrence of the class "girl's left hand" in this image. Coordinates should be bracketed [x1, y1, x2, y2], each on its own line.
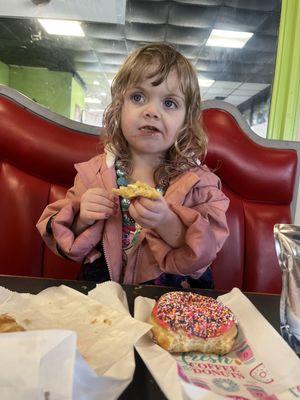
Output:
[129, 196, 172, 229]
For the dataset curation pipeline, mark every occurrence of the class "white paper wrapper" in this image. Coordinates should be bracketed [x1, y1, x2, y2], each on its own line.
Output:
[134, 288, 300, 400]
[0, 281, 152, 399]
[0, 329, 76, 400]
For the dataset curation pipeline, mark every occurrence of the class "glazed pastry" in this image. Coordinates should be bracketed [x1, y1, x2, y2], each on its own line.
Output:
[112, 181, 161, 199]
[150, 291, 238, 355]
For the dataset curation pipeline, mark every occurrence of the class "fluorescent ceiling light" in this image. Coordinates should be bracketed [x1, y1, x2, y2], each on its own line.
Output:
[85, 97, 101, 104]
[199, 79, 215, 88]
[206, 29, 253, 48]
[38, 19, 84, 37]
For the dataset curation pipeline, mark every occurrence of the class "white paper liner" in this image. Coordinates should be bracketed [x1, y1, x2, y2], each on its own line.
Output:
[134, 288, 300, 400]
[0, 281, 152, 400]
[0, 329, 76, 400]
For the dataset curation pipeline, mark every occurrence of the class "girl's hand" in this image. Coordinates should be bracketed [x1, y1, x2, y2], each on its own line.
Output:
[78, 188, 118, 227]
[129, 196, 172, 230]
[129, 196, 187, 248]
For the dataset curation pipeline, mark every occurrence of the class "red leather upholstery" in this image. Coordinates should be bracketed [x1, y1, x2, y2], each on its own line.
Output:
[202, 110, 297, 293]
[0, 96, 99, 279]
[0, 93, 297, 293]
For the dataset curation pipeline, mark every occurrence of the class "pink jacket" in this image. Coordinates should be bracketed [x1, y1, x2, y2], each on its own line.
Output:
[37, 153, 229, 284]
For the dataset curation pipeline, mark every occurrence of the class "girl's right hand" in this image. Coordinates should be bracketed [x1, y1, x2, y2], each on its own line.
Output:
[78, 188, 119, 227]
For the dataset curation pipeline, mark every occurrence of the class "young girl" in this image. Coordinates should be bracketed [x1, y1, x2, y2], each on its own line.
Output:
[37, 43, 229, 289]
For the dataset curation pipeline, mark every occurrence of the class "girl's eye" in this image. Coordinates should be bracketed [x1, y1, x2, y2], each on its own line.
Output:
[164, 99, 177, 109]
[131, 93, 144, 103]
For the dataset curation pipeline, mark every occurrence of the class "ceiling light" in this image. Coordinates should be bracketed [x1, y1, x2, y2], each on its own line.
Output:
[85, 97, 101, 104]
[38, 19, 85, 37]
[93, 80, 100, 85]
[206, 29, 253, 48]
[199, 79, 215, 88]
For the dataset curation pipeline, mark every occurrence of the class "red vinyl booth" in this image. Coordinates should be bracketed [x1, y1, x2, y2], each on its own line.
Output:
[0, 86, 299, 293]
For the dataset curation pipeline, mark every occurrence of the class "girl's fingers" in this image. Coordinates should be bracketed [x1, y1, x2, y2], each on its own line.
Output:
[129, 203, 158, 224]
[131, 199, 160, 216]
[83, 211, 110, 221]
[83, 202, 119, 219]
[85, 203, 115, 214]
[87, 194, 118, 208]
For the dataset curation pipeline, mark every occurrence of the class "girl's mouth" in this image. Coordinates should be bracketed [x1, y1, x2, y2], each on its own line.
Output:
[139, 125, 161, 134]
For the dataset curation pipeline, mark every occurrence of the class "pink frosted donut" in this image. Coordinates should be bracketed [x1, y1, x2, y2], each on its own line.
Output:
[150, 291, 238, 354]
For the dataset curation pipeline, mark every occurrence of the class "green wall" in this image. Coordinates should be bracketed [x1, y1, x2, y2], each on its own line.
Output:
[70, 77, 85, 121]
[0, 60, 9, 85]
[10, 66, 74, 118]
[267, 0, 300, 140]
[0, 60, 86, 120]
[5, 65, 85, 119]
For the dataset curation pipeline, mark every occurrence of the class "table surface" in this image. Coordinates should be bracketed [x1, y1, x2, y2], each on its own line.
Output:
[0, 275, 281, 400]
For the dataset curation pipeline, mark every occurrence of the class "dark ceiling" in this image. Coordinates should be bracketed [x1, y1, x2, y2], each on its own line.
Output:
[0, 0, 281, 109]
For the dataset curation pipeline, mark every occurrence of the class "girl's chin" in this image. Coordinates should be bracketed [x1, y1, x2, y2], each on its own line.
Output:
[129, 145, 166, 156]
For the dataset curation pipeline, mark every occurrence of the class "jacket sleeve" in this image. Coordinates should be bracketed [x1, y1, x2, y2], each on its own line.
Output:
[144, 172, 230, 277]
[36, 174, 105, 263]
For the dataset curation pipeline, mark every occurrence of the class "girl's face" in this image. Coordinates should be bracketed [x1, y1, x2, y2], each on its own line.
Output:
[120, 69, 186, 158]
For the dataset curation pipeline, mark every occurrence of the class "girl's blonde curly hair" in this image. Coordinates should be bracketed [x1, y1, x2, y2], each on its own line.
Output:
[102, 42, 207, 185]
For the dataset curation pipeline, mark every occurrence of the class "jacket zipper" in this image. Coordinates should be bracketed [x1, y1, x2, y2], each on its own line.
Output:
[102, 239, 113, 281]
[131, 231, 145, 283]
[132, 245, 142, 283]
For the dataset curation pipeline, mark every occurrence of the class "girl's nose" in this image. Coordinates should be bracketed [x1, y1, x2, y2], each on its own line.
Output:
[143, 103, 160, 119]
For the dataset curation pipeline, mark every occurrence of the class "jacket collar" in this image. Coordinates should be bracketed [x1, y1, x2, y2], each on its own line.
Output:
[165, 170, 201, 204]
[75, 148, 202, 201]
[105, 146, 116, 168]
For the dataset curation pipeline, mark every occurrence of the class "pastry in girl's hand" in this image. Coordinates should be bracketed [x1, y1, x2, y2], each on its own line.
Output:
[0, 314, 25, 333]
[150, 291, 238, 355]
[112, 181, 161, 200]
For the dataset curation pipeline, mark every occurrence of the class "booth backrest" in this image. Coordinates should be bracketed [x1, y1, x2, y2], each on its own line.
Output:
[0, 86, 299, 293]
[201, 102, 299, 293]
